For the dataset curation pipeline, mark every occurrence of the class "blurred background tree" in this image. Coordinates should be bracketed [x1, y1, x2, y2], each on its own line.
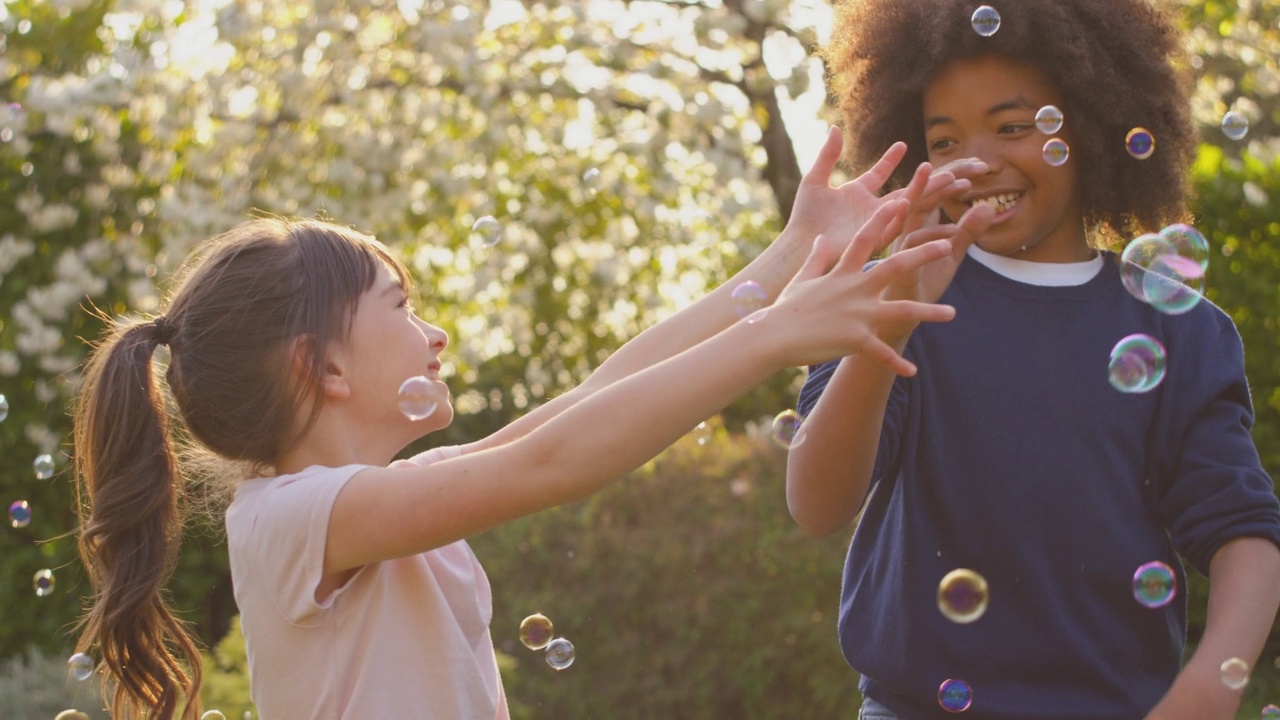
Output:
[0, 0, 1277, 717]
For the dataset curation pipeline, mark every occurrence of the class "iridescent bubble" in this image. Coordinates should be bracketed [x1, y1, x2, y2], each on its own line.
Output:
[1261, 704, 1280, 720]
[471, 216, 501, 247]
[519, 613, 554, 651]
[33, 568, 55, 597]
[1158, 223, 1210, 272]
[1131, 560, 1176, 608]
[1108, 335, 1167, 394]
[397, 375, 440, 421]
[33, 453, 55, 480]
[692, 421, 711, 446]
[970, 5, 1000, 37]
[1042, 138, 1070, 167]
[9, 500, 30, 528]
[0, 393, 8, 421]
[937, 569, 989, 624]
[770, 410, 806, 450]
[731, 281, 768, 320]
[582, 167, 601, 196]
[1117, 231, 1205, 315]
[1034, 106, 1063, 135]
[544, 637, 575, 670]
[1220, 657, 1250, 690]
[1221, 111, 1249, 141]
[201, 712, 228, 720]
[67, 653, 94, 681]
[1125, 128, 1155, 160]
[938, 678, 973, 713]
[54, 711, 90, 720]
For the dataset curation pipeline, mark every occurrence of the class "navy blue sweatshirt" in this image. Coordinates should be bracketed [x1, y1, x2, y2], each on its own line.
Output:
[797, 252, 1280, 720]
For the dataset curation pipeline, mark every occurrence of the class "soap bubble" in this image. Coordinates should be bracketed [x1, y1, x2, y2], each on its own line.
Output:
[67, 653, 94, 681]
[33, 453, 55, 480]
[0, 393, 7, 421]
[54, 712, 90, 720]
[1221, 111, 1249, 141]
[770, 410, 806, 450]
[1108, 335, 1166, 394]
[731, 281, 768, 320]
[938, 678, 973, 712]
[201, 712, 228, 720]
[33, 568, 55, 597]
[1034, 106, 1063, 135]
[1220, 657, 1250, 690]
[970, 5, 1000, 36]
[1131, 561, 1176, 608]
[397, 375, 440, 421]
[1158, 223, 1210, 272]
[1120, 233, 1203, 314]
[9, 500, 30, 528]
[471, 216, 501, 247]
[545, 637, 575, 670]
[1260, 704, 1279, 719]
[582, 168, 601, 196]
[1042, 138, 1070, 167]
[519, 613, 554, 651]
[937, 569, 989, 624]
[1125, 128, 1155, 160]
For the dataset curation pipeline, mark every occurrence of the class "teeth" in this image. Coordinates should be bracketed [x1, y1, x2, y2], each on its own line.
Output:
[969, 193, 1022, 213]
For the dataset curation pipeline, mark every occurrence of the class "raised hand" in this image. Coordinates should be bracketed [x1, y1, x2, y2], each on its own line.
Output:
[767, 199, 962, 376]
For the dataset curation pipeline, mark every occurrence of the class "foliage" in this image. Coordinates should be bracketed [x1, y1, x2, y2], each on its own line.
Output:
[199, 615, 255, 720]
[0, 646, 107, 720]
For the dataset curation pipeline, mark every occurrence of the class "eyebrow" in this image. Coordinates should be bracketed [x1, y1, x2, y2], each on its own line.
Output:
[924, 95, 1040, 130]
[380, 280, 405, 297]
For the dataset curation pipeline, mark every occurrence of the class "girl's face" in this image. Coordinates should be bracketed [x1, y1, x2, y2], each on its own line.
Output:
[923, 55, 1091, 263]
[342, 262, 453, 437]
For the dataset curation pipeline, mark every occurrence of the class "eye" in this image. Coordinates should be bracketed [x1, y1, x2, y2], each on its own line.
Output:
[999, 123, 1034, 136]
[928, 137, 957, 153]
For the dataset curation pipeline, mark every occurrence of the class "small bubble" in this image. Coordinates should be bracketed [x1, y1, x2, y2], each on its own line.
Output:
[1034, 106, 1063, 135]
[1042, 138, 1070, 167]
[1131, 560, 1176, 608]
[0, 128, 11, 142]
[470, 216, 501, 247]
[1108, 335, 1167, 394]
[1220, 657, 1250, 690]
[938, 678, 973, 712]
[770, 410, 806, 450]
[970, 5, 1000, 36]
[54, 712, 90, 720]
[16, 19, 31, 34]
[33, 453, 55, 480]
[9, 500, 30, 528]
[1261, 704, 1279, 720]
[1125, 128, 1155, 160]
[397, 376, 440, 421]
[731, 281, 767, 320]
[937, 569, 989, 624]
[581, 167, 601, 196]
[519, 613, 554, 651]
[0, 393, 7, 421]
[1221, 111, 1249, 141]
[691, 421, 711, 446]
[201, 712, 228, 720]
[33, 568, 55, 597]
[67, 653, 94, 681]
[20, 161, 33, 176]
[545, 637, 575, 670]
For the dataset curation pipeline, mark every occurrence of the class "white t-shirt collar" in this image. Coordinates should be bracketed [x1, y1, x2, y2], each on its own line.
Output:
[966, 244, 1103, 287]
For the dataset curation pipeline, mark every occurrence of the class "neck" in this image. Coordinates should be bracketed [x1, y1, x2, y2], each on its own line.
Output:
[275, 408, 406, 475]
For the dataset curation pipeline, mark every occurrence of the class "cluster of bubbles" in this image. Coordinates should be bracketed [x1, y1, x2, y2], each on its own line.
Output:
[519, 613, 576, 670]
[397, 375, 442, 421]
[1108, 334, 1167, 394]
[1120, 224, 1209, 316]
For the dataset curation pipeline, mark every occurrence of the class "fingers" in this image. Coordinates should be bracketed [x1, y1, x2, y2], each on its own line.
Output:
[836, 199, 908, 273]
[793, 233, 838, 282]
[947, 202, 996, 256]
[865, 336, 919, 377]
[801, 126, 844, 188]
[933, 157, 989, 181]
[855, 141, 909, 194]
[865, 238, 953, 287]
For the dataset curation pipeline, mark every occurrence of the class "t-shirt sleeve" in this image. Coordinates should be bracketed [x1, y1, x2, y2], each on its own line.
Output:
[797, 356, 910, 486]
[1154, 312, 1280, 575]
[232, 464, 372, 624]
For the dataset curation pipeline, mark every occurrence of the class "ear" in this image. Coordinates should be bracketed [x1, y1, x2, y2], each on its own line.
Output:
[289, 335, 351, 400]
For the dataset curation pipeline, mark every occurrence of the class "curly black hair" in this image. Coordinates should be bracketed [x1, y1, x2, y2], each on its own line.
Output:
[821, 0, 1196, 242]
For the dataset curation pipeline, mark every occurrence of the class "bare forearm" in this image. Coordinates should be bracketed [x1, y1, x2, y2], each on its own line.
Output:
[1146, 537, 1280, 719]
[786, 347, 900, 536]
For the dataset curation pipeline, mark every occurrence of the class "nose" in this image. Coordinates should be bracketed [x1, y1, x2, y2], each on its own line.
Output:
[418, 318, 449, 352]
[959, 136, 1005, 175]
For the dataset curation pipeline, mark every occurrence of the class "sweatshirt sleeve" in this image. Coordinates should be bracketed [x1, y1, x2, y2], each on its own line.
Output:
[1154, 309, 1280, 576]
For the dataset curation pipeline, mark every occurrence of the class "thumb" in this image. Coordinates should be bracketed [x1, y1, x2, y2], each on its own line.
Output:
[794, 234, 839, 283]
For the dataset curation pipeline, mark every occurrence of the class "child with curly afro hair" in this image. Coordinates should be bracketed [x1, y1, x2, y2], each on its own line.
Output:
[787, 1, 1280, 719]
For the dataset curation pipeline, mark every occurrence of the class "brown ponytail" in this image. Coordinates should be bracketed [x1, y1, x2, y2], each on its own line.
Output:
[73, 319, 201, 719]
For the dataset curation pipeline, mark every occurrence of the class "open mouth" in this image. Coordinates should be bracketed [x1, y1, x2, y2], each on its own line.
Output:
[967, 192, 1023, 214]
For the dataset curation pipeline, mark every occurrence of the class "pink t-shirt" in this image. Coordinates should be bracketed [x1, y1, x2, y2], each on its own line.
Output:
[225, 446, 509, 720]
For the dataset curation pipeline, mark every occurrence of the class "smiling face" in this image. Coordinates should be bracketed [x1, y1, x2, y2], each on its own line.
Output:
[342, 261, 453, 437]
[923, 55, 1092, 263]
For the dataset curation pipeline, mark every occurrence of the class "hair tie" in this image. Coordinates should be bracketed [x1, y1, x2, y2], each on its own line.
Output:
[152, 316, 176, 346]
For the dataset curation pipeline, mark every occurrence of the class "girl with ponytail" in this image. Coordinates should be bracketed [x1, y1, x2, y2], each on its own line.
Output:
[71, 133, 988, 718]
